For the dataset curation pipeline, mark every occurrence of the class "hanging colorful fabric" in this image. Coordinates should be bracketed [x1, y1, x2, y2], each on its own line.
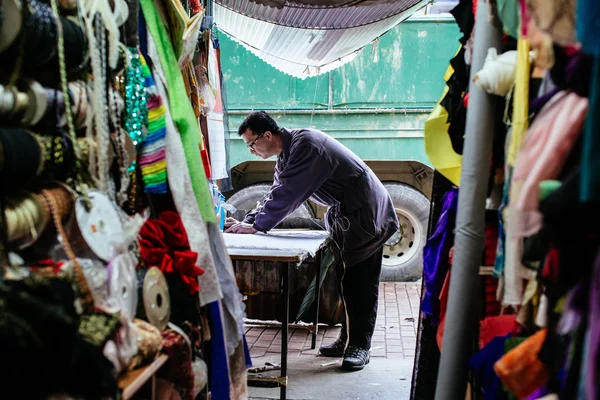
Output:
[424, 51, 463, 186]
[138, 53, 168, 194]
[506, 38, 530, 167]
[139, 0, 216, 223]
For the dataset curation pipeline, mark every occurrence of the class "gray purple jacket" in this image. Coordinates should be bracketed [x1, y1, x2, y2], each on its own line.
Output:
[244, 128, 399, 266]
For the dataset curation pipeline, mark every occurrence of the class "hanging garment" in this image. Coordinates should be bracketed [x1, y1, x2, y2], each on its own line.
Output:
[506, 38, 531, 167]
[139, 0, 215, 223]
[585, 251, 600, 399]
[145, 26, 223, 306]
[469, 334, 512, 400]
[495, 0, 521, 38]
[138, 53, 168, 194]
[473, 49, 520, 97]
[206, 37, 229, 180]
[424, 60, 463, 186]
[421, 187, 458, 323]
[436, 270, 450, 350]
[580, 57, 600, 203]
[494, 329, 551, 399]
[207, 301, 232, 400]
[577, 0, 600, 56]
[526, 0, 577, 46]
[510, 91, 588, 239]
[206, 222, 246, 357]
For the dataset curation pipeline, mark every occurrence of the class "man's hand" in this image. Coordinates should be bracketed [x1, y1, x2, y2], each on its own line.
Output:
[225, 217, 239, 229]
[225, 222, 258, 234]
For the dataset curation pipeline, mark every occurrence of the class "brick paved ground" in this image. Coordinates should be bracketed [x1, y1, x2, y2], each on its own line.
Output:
[245, 282, 421, 361]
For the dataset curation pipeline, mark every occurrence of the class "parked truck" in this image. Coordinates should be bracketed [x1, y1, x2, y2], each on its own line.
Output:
[220, 14, 459, 282]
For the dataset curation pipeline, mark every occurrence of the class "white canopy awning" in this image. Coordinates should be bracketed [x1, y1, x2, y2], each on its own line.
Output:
[214, 0, 429, 78]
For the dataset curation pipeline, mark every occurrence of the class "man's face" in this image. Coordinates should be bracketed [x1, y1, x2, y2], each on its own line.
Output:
[241, 128, 271, 159]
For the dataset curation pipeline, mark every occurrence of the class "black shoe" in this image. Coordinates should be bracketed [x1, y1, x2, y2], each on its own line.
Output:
[319, 335, 347, 357]
[341, 345, 370, 371]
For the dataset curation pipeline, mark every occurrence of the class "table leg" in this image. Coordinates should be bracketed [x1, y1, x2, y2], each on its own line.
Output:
[311, 253, 321, 350]
[280, 262, 290, 400]
[151, 375, 156, 400]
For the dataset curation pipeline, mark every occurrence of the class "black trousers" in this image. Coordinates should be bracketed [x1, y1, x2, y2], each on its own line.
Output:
[339, 247, 383, 350]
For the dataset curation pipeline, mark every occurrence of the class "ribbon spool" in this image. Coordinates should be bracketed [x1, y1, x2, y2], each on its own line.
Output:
[108, 252, 138, 321]
[63, 257, 109, 306]
[136, 267, 170, 331]
[0, 0, 23, 53]
[74, 190, 125, 262]
[22, 80, 48, 126]
[0, 128, 43, 187]
[4, 190, 49, 249]
[0, 0, 87, 77]
[68, 81, 88, 129]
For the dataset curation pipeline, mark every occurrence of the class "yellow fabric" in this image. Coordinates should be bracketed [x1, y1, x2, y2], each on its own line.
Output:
[148, 105, 167, 121]
[141, 160, 167, 175]
[507, 38, 531, 166]
[424, 47, 463, 186]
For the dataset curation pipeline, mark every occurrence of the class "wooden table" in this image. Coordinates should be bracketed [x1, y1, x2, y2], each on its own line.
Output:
[118, 354, 168, 400]
[225, 231, 330, 400]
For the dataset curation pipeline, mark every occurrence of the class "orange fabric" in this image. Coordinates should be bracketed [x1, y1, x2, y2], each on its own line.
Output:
[493, 329, 551, 399]
[436, 271, 451, 351]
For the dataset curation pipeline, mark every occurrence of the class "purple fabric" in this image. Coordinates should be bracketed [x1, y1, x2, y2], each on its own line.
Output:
[524, 386, 550, 400]
[420, 187, 458, 323]
[586, 250, 600, 399]
[532, 50, 594, 116]
[244, 128, 398, 266]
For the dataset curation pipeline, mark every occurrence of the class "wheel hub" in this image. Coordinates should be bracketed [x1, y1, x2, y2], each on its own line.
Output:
[382, 208, 421, 268]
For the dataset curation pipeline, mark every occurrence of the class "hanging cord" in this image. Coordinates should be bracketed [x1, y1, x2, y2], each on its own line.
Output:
[50, 0, 91, 208]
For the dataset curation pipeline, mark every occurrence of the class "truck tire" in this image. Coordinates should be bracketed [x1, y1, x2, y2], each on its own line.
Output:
[226, 183, 315, 222]
[380, 182, 430, 282]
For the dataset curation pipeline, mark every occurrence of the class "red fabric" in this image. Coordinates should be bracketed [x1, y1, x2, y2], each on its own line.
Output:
[542, 246, 560, 282]
[464, 92, 469, 108]
[479, 315, 517, 349]
[139, 212, 205, 295]
[158, 329, 194, 400]
[201, 148, 212, 180]
[436, 271, 451, 351]
[484, 276, 502, 317]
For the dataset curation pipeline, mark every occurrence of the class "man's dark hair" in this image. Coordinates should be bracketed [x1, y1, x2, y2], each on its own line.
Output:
[238, 111, 281, 136]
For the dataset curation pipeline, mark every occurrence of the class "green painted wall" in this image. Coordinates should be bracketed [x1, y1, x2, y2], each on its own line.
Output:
[219, 17, 460, 167]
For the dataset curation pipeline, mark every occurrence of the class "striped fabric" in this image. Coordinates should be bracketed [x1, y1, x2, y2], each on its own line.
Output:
[139, 53, 168, 193]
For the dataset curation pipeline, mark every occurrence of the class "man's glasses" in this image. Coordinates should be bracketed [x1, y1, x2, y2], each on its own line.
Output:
[247, 132, 265, 150]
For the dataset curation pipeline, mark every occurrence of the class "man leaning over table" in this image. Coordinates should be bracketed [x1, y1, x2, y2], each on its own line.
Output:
[225, 111, 398, 371]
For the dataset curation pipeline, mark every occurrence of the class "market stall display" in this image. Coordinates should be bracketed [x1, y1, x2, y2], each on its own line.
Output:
[0, 0, 248, 398]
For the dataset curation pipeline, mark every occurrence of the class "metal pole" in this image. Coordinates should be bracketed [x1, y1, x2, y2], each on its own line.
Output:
[433, 1, 502, 399]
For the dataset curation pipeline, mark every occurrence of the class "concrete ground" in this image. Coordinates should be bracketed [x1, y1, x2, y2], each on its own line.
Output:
[245, 282, 421, 400]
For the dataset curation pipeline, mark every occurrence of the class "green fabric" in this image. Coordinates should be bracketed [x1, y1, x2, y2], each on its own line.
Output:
[140, 0, 215, 223]
[148, 118, 167, 132]
[539, 180, 562, 200]
[495, 0, 520, 39]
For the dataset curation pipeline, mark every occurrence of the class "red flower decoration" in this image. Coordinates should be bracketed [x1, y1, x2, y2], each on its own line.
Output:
[138, 212, 205, 295]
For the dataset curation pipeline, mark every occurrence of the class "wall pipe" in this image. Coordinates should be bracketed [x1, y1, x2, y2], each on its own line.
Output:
[226, 108, 434, 115]
[433, 0, 502, 399]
